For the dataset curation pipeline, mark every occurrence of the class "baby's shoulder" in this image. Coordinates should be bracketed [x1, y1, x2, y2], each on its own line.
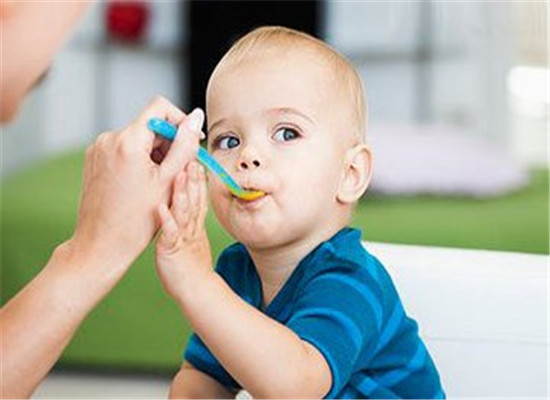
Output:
[299, 247, 381, 296]
[320, 241, 383, 280]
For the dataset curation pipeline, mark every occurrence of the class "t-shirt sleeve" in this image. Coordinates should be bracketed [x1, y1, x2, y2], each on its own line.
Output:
[286, 268, 383, 398]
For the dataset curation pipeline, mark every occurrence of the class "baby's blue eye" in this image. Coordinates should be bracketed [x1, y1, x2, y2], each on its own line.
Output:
[273, 128, 299, 142]
[217, 136, 240, 150]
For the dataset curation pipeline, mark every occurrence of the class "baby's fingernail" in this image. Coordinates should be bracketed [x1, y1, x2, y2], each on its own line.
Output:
[187, 108, 204, 132]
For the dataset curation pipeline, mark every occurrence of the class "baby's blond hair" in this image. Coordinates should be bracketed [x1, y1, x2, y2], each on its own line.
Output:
[207, 26, 367, 142]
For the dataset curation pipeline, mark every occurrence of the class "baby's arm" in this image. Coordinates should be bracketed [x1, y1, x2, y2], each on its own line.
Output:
[156, 162, 332, 398]
[180, 274, 332, 399]
[169, 362, 234, 399]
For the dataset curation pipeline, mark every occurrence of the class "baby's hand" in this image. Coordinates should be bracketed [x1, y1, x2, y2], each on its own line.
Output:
[155, 161, 212, 303]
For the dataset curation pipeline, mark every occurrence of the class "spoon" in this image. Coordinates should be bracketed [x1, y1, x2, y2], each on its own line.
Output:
[148, 118, 265, 201]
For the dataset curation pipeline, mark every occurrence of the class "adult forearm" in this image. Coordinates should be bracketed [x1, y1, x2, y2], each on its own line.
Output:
[177, 273, 330, 399]
[0, 241, 127, 398]
[0, 96, 195, 398]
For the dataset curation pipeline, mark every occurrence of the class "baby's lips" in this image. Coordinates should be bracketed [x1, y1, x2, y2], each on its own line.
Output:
[238, 190, 266, 202]
[242, 184, 270, 195]
[242, 185, 263, 193]
[229, 183, 269, 199]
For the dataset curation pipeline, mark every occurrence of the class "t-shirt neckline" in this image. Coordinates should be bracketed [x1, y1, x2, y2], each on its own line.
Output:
[245, 227, 359, 316]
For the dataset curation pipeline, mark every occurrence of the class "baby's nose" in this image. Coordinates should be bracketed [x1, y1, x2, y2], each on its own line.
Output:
[239, 159, 261, 170]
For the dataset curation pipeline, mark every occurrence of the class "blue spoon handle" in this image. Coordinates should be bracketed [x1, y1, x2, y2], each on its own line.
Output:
[147, 118, 179, 140]
[147, 118, 243, 193]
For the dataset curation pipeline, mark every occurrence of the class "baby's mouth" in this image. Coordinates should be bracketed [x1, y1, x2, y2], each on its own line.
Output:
[232, 186, 269, 203]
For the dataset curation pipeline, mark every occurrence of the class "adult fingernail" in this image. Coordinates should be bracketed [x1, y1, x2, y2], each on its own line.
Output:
[187, 108, 204, 133]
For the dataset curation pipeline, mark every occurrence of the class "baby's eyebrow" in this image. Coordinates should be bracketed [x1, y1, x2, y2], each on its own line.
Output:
[266, 107, 315, 125]
[208, 118, 227, 134]
[207, 107, 315, 135]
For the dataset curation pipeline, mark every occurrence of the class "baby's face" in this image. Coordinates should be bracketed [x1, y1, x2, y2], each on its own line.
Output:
[206, 48, 352, 249]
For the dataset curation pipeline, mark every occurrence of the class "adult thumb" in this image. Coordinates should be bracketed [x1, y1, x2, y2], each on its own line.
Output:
[159, 108, 204, 181]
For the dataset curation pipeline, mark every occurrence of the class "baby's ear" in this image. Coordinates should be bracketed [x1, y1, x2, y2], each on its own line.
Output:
[336, 143, 372, 204]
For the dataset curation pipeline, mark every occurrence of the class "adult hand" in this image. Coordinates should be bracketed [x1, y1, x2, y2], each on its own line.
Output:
[0, 96, 203, 399]
[69, 96, 204, 280]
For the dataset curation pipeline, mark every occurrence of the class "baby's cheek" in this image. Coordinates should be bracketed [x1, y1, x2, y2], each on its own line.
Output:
[208, 181, 226, 213]
[286, 165, 339, 212]
[287, 167, 324, 197]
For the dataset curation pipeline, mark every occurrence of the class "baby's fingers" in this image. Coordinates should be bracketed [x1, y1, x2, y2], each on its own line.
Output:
[187, 162, 203, 237]
[197, 165, 208, 229]
[157, 203, 180, 251]
[172, 161, 206, 239]
[172, 169, 191, 231]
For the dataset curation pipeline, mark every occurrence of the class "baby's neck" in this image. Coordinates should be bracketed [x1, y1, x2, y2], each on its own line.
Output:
[247, 224, 345, 308]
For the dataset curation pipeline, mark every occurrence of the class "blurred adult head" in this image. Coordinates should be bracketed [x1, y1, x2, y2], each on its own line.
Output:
[0, 1, 90, 122]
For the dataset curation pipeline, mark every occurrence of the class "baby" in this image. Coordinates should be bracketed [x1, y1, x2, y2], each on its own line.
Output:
[155, 26, 445, 399]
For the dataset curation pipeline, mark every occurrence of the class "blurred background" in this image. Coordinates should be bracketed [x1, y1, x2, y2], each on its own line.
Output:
[1, 0, 548, 396]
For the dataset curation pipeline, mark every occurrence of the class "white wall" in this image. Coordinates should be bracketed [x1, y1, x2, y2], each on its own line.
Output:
[325, 1, 547, 167]
[325, 2, 513, 137]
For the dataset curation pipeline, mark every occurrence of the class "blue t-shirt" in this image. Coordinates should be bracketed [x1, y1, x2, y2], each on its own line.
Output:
[184, 227, 445, 399]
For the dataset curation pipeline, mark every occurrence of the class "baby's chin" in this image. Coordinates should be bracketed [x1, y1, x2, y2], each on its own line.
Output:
[226, 221, 286, 250]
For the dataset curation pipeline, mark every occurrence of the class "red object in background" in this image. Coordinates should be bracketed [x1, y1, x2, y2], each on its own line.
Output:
[106, 1, 150, 42]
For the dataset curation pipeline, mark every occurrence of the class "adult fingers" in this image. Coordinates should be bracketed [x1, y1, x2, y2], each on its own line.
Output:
[120, 96, 186, 154]
[151, 137, 172, 165]
[159, 108, 204, 182]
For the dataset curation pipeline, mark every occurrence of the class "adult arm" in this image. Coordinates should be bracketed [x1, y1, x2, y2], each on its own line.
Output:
[0, 97, 200, 398]
[0, 242, 123, 398]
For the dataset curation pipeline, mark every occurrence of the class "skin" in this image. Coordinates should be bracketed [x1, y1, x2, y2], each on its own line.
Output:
[0, 3, 201, 398]
[0, 1, 90, 122]
[156, 44, 372, 398]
